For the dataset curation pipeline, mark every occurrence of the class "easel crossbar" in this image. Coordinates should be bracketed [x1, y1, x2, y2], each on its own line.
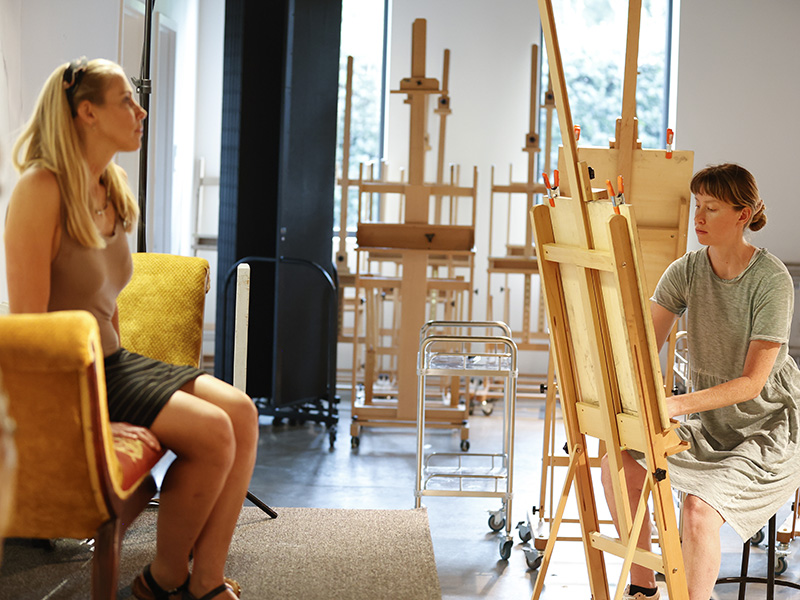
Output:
[541, 244, 615, 272]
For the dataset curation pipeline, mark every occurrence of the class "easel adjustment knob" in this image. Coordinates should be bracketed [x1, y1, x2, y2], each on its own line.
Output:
[653, 468, 667, 482]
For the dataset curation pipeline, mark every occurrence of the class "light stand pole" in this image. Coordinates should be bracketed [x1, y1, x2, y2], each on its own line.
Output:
[131, 0, 155, 253]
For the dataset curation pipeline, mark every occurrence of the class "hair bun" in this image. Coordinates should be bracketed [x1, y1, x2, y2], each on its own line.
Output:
[749, 204, 767, 232]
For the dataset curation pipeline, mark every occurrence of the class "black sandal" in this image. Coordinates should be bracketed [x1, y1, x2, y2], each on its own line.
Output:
[183, 583, 229, 600]
[132, 564, 190, 600]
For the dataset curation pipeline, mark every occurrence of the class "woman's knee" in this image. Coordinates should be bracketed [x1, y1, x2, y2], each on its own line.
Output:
[155, 399, 237, 469]
[225, 389, 259, 447]
[682, 495, 723, 535]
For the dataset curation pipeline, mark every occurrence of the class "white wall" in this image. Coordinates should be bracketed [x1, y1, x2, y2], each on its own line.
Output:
[0, 0, 201, 305]
[676, 0, 800, 263]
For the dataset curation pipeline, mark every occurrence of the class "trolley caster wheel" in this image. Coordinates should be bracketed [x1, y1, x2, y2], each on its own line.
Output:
[499, 538, 513, 561]
[488, 512, 506, 532]
[328, 428, 336, 448]
[460, 439, 470, 452]
[516, 521, 532, 543]
[523, 548, 543, 570]
[749, 528, 765, 546]
[350, 436, 360, 449]
[776, 556, 788, 576]
[481, 402, 493, 416]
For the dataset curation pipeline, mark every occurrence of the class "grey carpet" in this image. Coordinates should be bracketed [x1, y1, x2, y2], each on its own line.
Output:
[0, 506, 442, 599]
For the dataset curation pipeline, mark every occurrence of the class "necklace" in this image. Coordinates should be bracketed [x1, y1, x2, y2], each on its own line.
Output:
[94, 177, 110, 216]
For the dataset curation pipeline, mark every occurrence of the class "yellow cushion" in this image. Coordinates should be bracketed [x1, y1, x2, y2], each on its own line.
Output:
[118, 253, 209, 367]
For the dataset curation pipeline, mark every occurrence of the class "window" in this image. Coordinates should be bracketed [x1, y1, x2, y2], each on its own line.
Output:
[541, 0, 673, 173]
[335, 0, 387, 234]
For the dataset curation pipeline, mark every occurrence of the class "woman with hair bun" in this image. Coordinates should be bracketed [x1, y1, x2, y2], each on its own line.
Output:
[5, 58, 256, 600]
[601, 163, 800, 600]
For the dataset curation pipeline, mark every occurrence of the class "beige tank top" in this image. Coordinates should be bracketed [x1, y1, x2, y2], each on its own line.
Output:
[48, 219, 133, 356]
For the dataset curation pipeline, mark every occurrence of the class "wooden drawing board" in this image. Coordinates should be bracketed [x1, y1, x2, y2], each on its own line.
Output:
[559, 146, 693, 298]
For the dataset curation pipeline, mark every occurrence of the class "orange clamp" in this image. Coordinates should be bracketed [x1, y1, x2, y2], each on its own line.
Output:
[666, 128, 674, 159]
[606, 179, 621, 215]
[542, 171, 558, 207]
[574, 124, 581, 142]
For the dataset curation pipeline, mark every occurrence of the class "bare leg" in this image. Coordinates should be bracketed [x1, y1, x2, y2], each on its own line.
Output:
[600, 451, 655, 588]
[180, 376, 258, 598]
[681, 494, 724, 600]
[145, 375, 258, 599]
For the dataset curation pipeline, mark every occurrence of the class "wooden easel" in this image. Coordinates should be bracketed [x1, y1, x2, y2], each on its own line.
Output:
[481, 45, 554, 415]
[531, 0, 694, 558]
[530, 1, 691, 598]
[349, 19, 477, 447]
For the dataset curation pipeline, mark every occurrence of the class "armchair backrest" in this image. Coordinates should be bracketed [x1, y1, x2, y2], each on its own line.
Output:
[0, 311, 115, 539]
[117, 253, 210, 368]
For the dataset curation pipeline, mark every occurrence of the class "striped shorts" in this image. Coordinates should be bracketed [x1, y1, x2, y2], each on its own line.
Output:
[104, 348, 205, 427]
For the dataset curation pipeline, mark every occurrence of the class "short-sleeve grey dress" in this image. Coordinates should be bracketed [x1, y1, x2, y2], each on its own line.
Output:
[652, 247, 800, 541]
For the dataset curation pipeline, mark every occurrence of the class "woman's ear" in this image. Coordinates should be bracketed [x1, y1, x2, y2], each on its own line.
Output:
[75, 99, 97, 129]
[738, 206, 752, 225]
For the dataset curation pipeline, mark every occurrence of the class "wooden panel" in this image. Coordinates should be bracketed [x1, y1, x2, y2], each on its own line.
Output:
[559, 147, 693, 225]
[586, 201, 640, 418]
[356, 223, 474, 250]
[548, 197, 604, 409]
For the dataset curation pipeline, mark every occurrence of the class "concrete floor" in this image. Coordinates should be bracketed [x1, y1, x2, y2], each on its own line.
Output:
[241, 393, 800, 599]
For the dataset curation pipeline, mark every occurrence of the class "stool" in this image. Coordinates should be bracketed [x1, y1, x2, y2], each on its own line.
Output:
[715, 514, 800, 600]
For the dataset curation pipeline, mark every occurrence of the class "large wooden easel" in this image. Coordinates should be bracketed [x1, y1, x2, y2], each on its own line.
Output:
[531, 0, 691, 598]
[349, 19, 477, 446]
[531, 0, 694, 559]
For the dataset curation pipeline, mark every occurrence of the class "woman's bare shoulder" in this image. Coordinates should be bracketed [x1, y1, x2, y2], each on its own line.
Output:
[7, 167, 61, 219]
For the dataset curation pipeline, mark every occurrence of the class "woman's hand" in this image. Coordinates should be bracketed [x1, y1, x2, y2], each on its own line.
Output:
[110, 422, 161, 452]
[666, 394, 684, 420]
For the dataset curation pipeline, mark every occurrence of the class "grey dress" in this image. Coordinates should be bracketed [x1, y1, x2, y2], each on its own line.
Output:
[652, 247, 800, 541]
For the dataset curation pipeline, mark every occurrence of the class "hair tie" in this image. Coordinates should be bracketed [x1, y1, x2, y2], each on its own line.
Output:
[63, 57, 88, 116]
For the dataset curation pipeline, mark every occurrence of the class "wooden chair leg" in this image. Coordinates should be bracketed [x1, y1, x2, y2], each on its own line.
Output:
[93, 519, 122, 600]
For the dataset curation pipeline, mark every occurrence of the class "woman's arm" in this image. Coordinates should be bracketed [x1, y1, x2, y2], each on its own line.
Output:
[651, 301, 679, 352]
[4, 169, 62, 313]
[666, 338, 781, 418]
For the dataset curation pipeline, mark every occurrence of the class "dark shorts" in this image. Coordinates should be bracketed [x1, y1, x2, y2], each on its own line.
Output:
[104, 348, 205, 427]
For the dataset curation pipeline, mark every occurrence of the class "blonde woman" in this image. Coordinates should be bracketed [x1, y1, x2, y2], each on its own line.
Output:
[4, 58, 257, 600]
[602, 163, 800, 600]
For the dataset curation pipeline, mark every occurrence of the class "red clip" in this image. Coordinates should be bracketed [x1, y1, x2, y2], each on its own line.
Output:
[666, 128, 674, 159]
[574, 124, 581, 142]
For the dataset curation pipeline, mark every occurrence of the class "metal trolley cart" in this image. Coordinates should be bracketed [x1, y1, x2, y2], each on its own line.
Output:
[414, 320, 519, 559]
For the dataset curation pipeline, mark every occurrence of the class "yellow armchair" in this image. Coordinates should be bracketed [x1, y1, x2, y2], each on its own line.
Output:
[0, 252, 210, 597]
[0, 310, 161, 598]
